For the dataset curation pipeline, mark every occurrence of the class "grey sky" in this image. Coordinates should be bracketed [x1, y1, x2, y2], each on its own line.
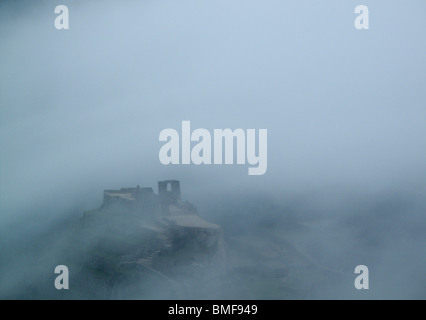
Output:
[1, 0, 425, 226]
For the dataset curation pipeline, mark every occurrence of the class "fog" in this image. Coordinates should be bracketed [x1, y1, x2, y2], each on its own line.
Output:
[0, 0, 425, 299]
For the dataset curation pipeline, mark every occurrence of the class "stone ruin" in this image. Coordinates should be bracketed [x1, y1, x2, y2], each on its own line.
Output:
[82, 180, 226, 298]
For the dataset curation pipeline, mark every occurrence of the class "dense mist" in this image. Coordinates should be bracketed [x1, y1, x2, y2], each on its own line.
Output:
[1, 0, 425, 299]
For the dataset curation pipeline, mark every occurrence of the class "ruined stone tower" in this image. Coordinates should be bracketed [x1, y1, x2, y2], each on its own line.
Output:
[158, 180, 181, 213]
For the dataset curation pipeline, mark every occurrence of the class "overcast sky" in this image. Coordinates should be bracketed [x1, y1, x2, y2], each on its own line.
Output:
[1, 0, 425, 226]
